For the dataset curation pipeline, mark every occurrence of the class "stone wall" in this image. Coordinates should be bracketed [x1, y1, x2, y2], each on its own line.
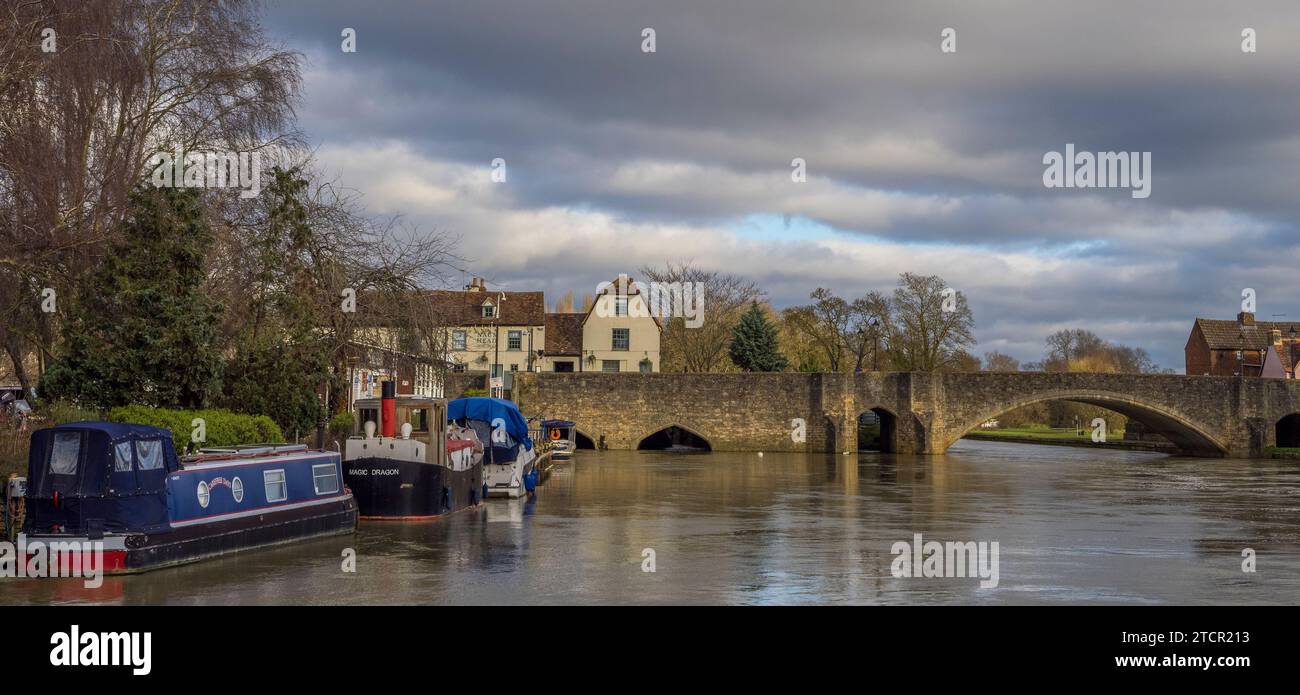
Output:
[510, 371, 1300, 458]
[444, 371, 488, 398]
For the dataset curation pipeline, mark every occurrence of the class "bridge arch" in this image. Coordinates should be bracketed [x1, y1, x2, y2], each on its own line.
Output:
[574, 428, 597, 450]
[942, 390, 1228, 457]
[636, 423, 713, 451]
[857, 406, 899, 452]
[1276, 414, 1300, 449]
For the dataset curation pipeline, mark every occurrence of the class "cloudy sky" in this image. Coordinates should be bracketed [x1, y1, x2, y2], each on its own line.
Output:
[262, 0, 1300, 370]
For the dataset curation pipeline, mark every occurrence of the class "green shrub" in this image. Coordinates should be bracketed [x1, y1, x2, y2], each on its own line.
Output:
[328, 411, 355, 442]
[107, 405, 284, 453]
[462, 388, 487, 398]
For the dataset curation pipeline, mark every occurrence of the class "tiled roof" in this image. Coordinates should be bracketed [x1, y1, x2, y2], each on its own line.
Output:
[429, 288, 544, 327]
[544, 313, 584, 355]
[1195, 318, 1300, 350]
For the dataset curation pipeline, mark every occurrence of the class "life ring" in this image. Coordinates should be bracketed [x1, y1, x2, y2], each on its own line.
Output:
[550, 428, 562, 441]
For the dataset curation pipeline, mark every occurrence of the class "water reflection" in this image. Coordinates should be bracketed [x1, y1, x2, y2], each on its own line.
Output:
[4, 439, 1299, 605]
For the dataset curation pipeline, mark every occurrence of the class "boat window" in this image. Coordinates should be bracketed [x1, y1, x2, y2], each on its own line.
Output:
[312, 463, 340, 495]
[136, 440, 163, 470]
[359, 408, 378, 431]
[264, 469, 288, 502]
[114, 441, 135, 472]
[49, 432, 81, 475]
[232, 476, 244, 503]
[197, 481, 210, 509]
[410, 409, 429, 432]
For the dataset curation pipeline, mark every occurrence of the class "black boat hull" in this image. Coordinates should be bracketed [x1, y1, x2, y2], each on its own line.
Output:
[24, 495, 358, 574]
[344, 458, 483, 518]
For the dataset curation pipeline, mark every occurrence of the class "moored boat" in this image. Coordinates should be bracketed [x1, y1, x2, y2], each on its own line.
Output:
[448, 397, 541, 498]
[21, 421, 357, 574]
[343, 381, 485, 519]
[541, 420, 578, 462]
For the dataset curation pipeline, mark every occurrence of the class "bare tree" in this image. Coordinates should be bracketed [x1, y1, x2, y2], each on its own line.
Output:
[638, 261, 764, 373]
[982, 351, 1020, 372]
[887, 273, 975, 371]
[0, 0, 302, 392]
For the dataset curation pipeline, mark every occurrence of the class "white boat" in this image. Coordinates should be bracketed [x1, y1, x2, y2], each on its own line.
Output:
[448, 397, 539, 499]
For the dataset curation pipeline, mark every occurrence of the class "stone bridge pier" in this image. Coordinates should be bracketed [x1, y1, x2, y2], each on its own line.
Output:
[510, 371, 1300, 458]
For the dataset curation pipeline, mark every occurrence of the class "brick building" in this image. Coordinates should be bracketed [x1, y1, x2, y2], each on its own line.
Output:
[1185, 311, 1300, 377]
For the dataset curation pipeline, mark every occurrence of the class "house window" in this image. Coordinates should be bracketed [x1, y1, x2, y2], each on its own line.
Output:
[49, 432, 80, 475]
[452, 330, 467, 351]
[312, 463, 340, 495]
[614, 296, 628, 316]
[482, 303, 496, 319]
[508, 330, 522, 350]
[612, 328, 630, 351]
[602, 360, 620, 373]
[136, 440, 163, 470]
[264, 469, 288, 503]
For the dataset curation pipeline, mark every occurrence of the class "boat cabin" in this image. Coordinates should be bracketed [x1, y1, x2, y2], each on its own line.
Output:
[24, 422, 179, 536]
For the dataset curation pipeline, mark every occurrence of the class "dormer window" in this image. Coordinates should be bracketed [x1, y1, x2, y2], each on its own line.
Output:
[482, 302, 496, 319]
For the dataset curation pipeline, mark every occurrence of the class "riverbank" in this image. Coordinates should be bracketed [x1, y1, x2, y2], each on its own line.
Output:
[1265, 447, 1300, 460]
[962, 428, 1176, 453]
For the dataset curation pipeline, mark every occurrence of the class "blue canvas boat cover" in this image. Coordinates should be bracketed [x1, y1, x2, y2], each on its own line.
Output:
[25, 421, 178, 534]
[446, 398, 534, 451]
[541, 419, 576, 428]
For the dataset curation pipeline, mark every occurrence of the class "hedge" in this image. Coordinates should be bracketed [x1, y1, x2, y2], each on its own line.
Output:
[107, 405, 284, 453]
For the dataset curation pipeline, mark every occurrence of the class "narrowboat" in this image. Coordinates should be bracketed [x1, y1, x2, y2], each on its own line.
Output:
[343, 381, 485, 518]
[447, 397, 541, 498]
[21, 421, 357, 574]
[541, 420, 578, 462]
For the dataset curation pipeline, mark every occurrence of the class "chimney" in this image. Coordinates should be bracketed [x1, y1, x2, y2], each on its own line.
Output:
[1238, 311, 1255, 326]
[466, 277, 483, 292]
[1272, 329, 1282, 345]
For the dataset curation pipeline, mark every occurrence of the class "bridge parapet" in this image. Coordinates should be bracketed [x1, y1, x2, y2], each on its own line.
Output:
[510, 371, 1300, 458]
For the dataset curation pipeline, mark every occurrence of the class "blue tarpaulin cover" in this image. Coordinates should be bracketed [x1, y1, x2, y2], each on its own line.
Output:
[446, 398, 533, 450]
[541, 419, 576, 428]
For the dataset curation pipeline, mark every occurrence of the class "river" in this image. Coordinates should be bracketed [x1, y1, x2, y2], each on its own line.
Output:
[4, 439, 1299, 605]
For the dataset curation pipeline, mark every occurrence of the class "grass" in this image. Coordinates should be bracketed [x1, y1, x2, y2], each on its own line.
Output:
[969, 426, 1124, 442]
[1265, 446, 1300, 458]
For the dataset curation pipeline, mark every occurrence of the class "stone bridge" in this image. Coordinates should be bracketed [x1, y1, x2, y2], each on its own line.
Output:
[510, 372, 1300, 458]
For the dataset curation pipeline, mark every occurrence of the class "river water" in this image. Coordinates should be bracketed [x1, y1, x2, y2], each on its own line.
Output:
[4, 439, 1299, 605]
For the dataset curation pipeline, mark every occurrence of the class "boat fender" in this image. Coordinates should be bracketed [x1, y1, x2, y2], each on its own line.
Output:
[550, 428, 561, 441]
[481, 483, 489, 500]
[441, 486, 451, 512]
